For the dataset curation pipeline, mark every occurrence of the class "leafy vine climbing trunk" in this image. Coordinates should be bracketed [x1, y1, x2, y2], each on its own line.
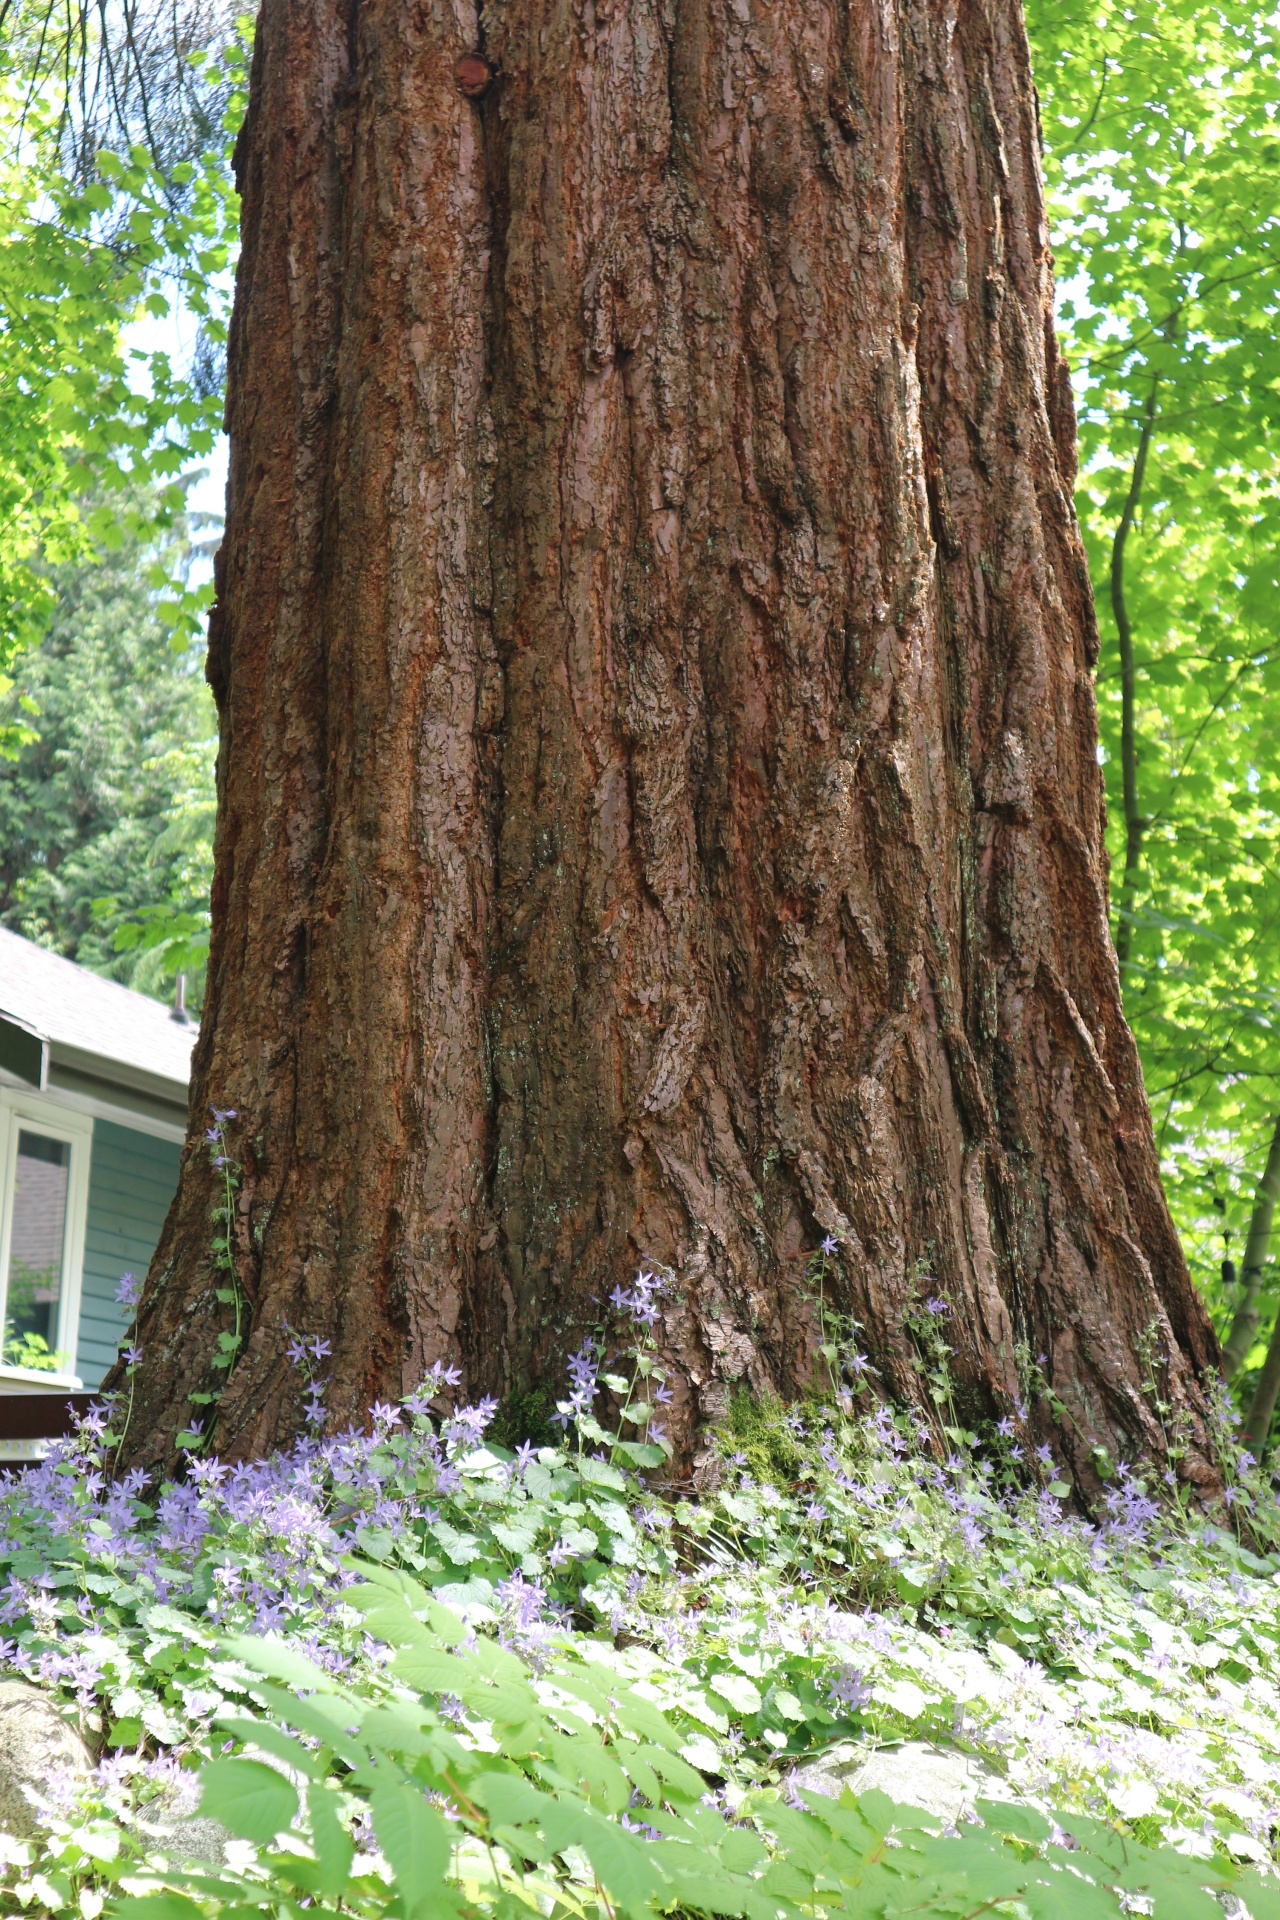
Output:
[117, 0, 1221, 1494]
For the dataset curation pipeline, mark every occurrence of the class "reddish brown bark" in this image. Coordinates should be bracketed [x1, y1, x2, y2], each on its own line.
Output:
[117, 0, 1221, 1494]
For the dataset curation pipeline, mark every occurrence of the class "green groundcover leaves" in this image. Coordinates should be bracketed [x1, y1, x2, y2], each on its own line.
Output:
[94, 1567, 1280, 1920]
[7, 1371, 1280, 1920]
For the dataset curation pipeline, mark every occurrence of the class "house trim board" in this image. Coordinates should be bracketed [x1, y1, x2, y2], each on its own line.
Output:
[0, 1067, 186, 1145]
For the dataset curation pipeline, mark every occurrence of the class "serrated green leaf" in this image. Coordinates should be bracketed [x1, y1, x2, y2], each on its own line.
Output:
[613, 1440, 667, 1467]
[198, 1756, 298, 1843]
[306, 1782, 355, 1896]
[709, 1671, 763, 1714]
[217, 1715, 324, 1779]
[109, 1899, 206, 1920]
[578, 1455, 628, 1491]
[369, 1779, 451, 1914]
[222, 1635, 344, 1693]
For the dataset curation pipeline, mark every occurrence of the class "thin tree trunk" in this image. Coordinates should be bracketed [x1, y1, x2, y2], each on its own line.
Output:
[1245, 1319, 1280, 1455]
[1222, 1114, 1280, 1381]
[114, 0, 1221, 1497]
[1110, 377, 1158, 987]
[1244, 1124, 1280, 1450]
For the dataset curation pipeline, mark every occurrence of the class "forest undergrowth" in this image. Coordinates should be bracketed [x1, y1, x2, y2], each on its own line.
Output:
[2, 1266, 1280, 1917]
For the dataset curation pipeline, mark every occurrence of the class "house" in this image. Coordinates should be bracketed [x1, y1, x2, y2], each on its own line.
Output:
[0, 927, 192, 1404]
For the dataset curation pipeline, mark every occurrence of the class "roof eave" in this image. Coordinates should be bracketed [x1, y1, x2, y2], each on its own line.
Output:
[48, 1040, 190, 1111]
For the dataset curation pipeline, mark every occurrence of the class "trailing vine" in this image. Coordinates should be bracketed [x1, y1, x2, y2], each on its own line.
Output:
[179, 1106, 247, 1455]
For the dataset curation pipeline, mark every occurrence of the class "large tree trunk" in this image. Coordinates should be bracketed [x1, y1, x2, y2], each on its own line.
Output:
[117, 0, 1221, 1494]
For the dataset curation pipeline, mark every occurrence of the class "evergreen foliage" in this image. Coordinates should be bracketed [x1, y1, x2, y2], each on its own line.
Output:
[0, 515, 214, 1002]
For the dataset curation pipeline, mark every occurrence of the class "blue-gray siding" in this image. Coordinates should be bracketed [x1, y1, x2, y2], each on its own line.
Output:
[76, 1121, 181, 1386]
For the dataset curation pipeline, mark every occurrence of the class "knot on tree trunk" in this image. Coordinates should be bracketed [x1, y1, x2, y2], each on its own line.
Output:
[454, 53, 493, 100]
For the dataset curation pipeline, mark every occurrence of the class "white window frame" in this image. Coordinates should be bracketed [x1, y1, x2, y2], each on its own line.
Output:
[0, 1090, 92, 1390]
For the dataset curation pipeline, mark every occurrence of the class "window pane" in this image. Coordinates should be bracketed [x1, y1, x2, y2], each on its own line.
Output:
[6, 1130, 70, 1355]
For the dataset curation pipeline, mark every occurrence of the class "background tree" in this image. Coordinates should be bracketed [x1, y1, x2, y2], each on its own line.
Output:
[1222, 1114, 1280, 1380]
[113, 0, 1223, 1489]
[1027, 0, 1280, 1410]
[0, 509, 215, 1003]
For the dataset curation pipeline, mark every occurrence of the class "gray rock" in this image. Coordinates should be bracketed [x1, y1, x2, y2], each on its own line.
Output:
[0, 1681, 92, 1837]
[127, 1772, 233, 1869]
[131, 1810, 229, 1868]
[792, 1738, 1016, 1825]
[0, 1679, 230, 1865]
[789, 1740, 866, 1803]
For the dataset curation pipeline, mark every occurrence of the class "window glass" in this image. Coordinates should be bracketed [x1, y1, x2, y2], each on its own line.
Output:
[6, 1130, 70, 1355]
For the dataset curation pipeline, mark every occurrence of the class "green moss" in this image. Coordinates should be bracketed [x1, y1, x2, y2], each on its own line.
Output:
[489, 1385, 558, 1450]
[724, 1389, 806, 1487]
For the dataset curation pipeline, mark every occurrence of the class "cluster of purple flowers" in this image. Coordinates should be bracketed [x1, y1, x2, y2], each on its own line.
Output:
[608, 1267, 668, 1331]
[1100, 1464, 1162, 1550]
[549, 1270, 676, 1443]
[868, 1404, 908, 1457]
[2, 1250, 1277, 1899]
[205, 1108, 238, 1170]
[0, 1370, 517, 1649]
[494, 1568, 563, 1670]
[442, 1398, 500, 1450]
[720, 1389, 1217, 1641]
[553, 1340, 602, 1432]
[826, 1663, 872, 1712]
[285, 1329, 333, 1427]
[404, 1358, 465, 1416]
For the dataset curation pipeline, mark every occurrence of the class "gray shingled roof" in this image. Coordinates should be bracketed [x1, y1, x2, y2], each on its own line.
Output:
[0, 926, 194, 1096]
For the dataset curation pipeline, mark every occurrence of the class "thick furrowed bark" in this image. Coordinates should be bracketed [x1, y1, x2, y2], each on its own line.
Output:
[116, 0, 1220, 1497]
[119, 0, 496, 1455]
